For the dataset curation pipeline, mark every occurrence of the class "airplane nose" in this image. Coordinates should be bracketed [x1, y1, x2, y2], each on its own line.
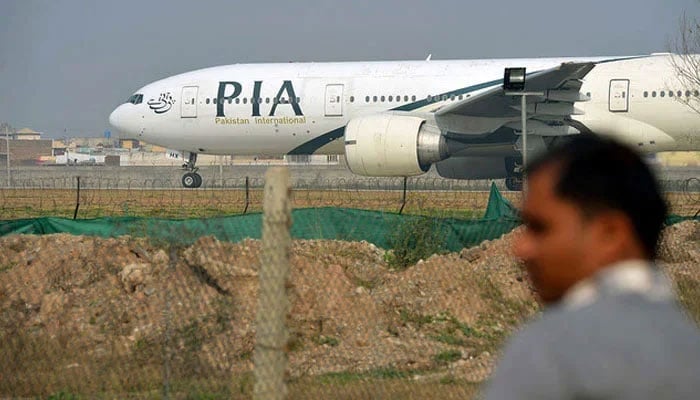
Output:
[109, 106, 125, 133]
[109, 104, 137, 139]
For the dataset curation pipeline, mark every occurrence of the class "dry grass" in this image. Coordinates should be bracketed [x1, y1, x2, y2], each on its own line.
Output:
[0, 188, 524, 219]
[1, 188, 695, 220]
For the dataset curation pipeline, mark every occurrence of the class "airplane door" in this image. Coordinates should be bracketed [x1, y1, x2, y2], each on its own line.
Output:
[609, 79, 629, 112]
[325, 84, 344, 117]
[181, 86, 198, 118]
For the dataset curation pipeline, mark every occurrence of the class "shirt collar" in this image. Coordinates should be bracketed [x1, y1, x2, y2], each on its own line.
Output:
[561, 259, 674, 310]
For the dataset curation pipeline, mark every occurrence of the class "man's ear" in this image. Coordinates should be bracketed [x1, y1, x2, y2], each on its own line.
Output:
[592, 210, 645, 260]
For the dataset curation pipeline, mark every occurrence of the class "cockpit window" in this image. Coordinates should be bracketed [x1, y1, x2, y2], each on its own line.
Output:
[126, 94, 144, 104]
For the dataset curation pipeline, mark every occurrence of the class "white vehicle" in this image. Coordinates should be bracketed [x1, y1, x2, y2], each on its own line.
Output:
[109, 54, 700, 189]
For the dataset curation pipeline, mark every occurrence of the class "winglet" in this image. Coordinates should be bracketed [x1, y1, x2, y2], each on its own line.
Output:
[426, 54, 432, 61]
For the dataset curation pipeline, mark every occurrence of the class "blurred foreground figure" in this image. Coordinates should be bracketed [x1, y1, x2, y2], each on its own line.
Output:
[484, 135, 700, 400]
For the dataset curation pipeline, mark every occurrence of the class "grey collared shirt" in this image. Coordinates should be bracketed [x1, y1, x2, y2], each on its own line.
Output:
[483, 260, 700, 400]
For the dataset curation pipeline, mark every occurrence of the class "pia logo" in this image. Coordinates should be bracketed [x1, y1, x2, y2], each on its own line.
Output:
[148, 92, 175, 114]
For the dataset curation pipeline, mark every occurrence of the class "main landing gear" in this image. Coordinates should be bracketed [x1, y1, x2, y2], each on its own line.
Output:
[504, 156, 523, 191]
[181, 152, 202, 188]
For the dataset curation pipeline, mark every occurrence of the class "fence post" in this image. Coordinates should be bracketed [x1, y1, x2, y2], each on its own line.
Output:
[399, 176, 408, 215]
[244, 176, 250, 214]
[254, 167, 291, 400]
[73, 176, 81, 219]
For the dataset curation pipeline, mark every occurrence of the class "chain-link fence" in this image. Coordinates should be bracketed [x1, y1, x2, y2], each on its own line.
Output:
[0, 169, 698, 399]
[1, 175, 699, 219]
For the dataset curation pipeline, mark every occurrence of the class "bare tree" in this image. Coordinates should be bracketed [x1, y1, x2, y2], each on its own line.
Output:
[670, 12, 700, 114]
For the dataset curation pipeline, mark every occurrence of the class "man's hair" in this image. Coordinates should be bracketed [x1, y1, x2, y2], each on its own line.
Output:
[525, 134, 668, 259]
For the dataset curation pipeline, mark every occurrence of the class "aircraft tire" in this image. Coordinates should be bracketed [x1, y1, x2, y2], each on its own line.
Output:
[193, 173, 203, 188]
[505, 176, 523, 191]
[182, 172, 199, 188]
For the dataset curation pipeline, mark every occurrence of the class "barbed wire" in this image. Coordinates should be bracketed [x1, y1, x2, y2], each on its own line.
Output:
[0, 176, 698, 219]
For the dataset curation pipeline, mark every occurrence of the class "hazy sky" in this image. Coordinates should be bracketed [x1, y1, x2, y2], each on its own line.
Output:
[1, 0, 699, 137]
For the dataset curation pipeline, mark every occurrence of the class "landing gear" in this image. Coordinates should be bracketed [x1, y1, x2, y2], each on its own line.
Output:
[504, 156, 523, 191]
[182, 172, 202, 188]
[181, 152, 202, 188]
[505, 176, 523, 191]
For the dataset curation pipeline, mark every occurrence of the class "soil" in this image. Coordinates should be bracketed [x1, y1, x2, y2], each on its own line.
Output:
[0, 220, 698, 397]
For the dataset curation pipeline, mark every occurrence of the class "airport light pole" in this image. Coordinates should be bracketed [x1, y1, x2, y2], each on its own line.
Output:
[503, 67, 543, 190]
[4, 126, 9, 188]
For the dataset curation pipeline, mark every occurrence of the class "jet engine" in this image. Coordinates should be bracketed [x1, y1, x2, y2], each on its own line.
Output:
[344, 114, 448, 176]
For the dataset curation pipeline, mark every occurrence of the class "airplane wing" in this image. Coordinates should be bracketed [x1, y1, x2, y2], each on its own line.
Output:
[432, 62, 595, 135]
[436, 62, 594, 118]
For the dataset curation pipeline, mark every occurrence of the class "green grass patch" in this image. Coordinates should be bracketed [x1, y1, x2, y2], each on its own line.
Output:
[386, 216, 448, 269]
[318, 367, 413, 384]
[433, 350, 462, 365]
[314, 335, 340, 347]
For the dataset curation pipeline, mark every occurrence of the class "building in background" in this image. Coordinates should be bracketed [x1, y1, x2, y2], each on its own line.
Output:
[0, 127, 52, 165]
[11, 128, 42, 140]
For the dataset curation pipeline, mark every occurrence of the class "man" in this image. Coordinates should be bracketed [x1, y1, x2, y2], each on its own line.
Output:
[484, 135, 700, 400]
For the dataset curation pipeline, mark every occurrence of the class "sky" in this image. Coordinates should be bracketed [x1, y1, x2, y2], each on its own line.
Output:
[1, 0, 699, 138]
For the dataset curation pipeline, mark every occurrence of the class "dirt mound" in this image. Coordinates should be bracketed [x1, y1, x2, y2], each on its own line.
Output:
[0, 221, 698, 396]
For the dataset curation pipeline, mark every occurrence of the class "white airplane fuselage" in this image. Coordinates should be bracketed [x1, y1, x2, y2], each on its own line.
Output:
[109, 54, 700, 186]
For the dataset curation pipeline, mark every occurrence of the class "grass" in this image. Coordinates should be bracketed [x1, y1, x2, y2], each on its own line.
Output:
[0, 262, 16, 273]
[433, 350, 462, 365]
[314, 335, 340, 347]
[0, 188, 515, 220]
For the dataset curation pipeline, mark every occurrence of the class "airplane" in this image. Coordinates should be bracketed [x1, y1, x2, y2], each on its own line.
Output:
[108, 53, 700, 189]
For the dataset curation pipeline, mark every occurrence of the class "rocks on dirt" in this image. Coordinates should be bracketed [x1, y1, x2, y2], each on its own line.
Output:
[118, 263, 152, 293]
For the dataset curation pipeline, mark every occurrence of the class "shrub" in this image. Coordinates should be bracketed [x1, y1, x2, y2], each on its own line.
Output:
[386, 216, 447, 269]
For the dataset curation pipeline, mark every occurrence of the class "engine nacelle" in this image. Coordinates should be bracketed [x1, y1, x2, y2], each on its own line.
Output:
[344, 114, 447, 176]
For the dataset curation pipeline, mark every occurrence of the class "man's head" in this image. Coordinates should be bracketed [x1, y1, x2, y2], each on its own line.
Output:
[513, 135, 667, 304]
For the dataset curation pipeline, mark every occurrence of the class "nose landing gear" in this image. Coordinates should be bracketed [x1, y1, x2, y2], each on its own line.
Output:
[181, 152, 202, 188]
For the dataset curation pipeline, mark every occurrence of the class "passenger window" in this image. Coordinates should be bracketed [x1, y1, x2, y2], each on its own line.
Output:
[678, 91, 682, 97]
[686, 91, 691, 97]
[373, 96, 378, 102]
[412, 95, 416, 101]
[388, 96, 393, 102]
[350, 96, 354, 102]
[365, 96, 370, 103]
[694, 90, 699, 97]
[660, 91, 665, 97]
[243, 98, 248, 104]
[458, 95, 463, 100]
[381, 96, 386, 102]
[644, 91, 648, 98]
[228, 98, 233, 104]
[669, 91, 674, 97]
[265, 98, 270, 104]
[206, 98, 210, 104]
[404, 95, 409, 101]
[652, 91, 656, 97]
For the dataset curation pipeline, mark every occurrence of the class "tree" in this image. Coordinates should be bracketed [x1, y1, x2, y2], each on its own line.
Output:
[670, 12, 700, 114]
